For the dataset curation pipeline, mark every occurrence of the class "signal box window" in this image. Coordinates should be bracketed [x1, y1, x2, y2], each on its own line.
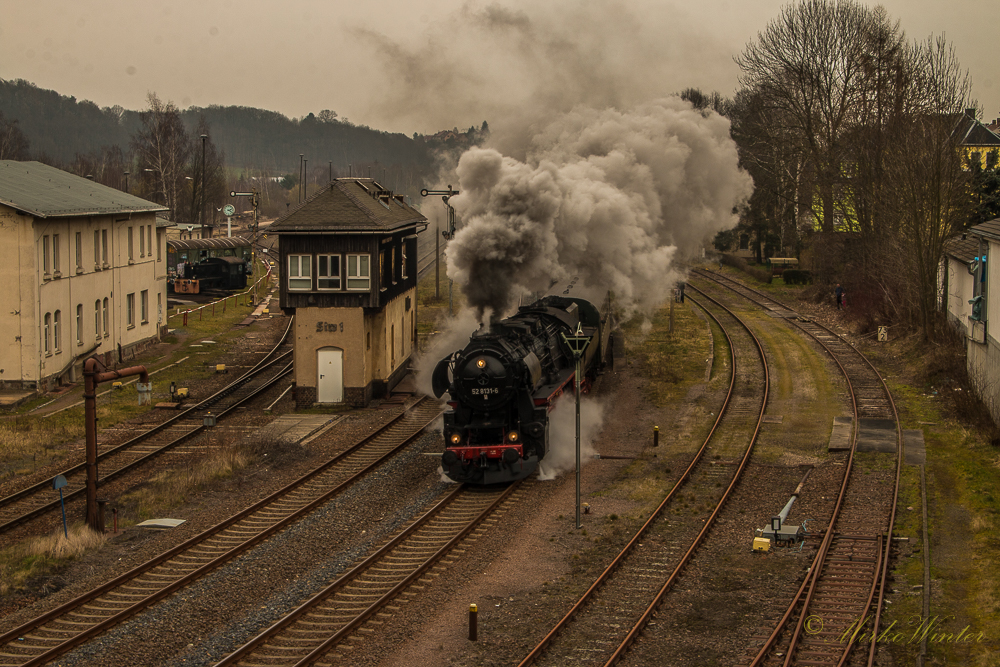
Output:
[288, 255, 312, 290]
[347, 254, 370, 291]
[318, 255, 341, 290]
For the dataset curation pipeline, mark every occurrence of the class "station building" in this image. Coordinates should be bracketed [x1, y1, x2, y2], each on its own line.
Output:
[269, 178, 427, 407]
[0, 161, 170, 391]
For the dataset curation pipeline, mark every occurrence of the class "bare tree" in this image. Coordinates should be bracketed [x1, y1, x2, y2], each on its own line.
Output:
[131, 93, 191, 222]
[180, 116, 227, 230]
[884, 36, 974, 339]
[736, 0, 897, 233]
[0, 111, 30, 160]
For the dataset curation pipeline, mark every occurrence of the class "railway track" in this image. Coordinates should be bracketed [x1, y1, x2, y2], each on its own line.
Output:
[518, 290, 770, 667]
[0, 397, 443, 667]
[0, 318, 295, 536]
[215, 480, 522, 666]
[692, 269, 902, 667]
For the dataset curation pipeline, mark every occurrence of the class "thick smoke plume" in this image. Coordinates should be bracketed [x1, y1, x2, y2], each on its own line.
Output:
[447, 99, 752, 321]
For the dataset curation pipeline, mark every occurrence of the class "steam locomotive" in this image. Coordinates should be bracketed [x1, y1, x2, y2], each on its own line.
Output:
[431, 292, 611, 484]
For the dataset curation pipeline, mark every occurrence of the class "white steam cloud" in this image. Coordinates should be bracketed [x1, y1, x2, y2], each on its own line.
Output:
[447, 99, 752, 320]
[413, 309, 482, 400]
[538, 397, 605, 481]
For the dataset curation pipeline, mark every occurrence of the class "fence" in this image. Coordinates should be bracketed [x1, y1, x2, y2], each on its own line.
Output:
[167, 263, 273, 326]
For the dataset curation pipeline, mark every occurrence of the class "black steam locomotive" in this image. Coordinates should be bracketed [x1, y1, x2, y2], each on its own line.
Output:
[432, 293, 610, 484]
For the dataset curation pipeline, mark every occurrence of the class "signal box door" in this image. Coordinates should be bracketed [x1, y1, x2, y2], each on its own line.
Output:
[317, 348, 344, 403]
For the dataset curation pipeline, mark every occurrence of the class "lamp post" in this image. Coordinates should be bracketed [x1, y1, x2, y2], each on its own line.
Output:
[298, 154, 304, 203]
[561, 323, 591, 529]
[200, 134, 208, 238]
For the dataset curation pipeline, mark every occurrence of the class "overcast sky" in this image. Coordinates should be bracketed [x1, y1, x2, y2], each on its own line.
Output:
[2, 0, 997, 136]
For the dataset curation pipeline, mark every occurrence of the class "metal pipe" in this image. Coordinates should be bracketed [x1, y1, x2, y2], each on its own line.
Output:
[84, 358, 149, 531]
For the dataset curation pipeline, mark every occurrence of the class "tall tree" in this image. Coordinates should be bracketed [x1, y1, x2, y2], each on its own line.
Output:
[131, 93, 191, 222]
[883, 36, 973, 339]
[736, 0, 897, 233]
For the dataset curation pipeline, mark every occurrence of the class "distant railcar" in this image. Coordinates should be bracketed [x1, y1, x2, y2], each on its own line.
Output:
[168, 237, 252, 294]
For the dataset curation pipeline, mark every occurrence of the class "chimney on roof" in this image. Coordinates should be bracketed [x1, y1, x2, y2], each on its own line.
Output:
[966, 108, 977, 119]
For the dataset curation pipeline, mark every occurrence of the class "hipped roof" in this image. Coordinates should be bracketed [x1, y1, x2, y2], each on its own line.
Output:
[268, 177, 426, 234]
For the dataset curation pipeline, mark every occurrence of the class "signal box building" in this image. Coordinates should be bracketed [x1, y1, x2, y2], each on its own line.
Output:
[269, 178, 427, 407]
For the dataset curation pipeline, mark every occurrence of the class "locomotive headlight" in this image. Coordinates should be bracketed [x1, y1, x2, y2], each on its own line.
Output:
[508, 431, 520, 443]
[449, 432, 463, 445]
[476, 358, 486, 369]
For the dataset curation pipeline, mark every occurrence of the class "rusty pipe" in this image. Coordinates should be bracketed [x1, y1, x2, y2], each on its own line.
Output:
[84, 358, 149, 532]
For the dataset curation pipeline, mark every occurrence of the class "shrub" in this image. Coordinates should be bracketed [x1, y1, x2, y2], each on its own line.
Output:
[782, 269, 813, 285]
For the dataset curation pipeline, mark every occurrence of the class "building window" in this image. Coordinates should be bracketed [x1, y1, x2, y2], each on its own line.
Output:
[42, 235, 50, 275]
[43, 313, 51, 355]
[317, 255, 341, 290]
[401, 244, 408, 280]
[157, 292, 162, 324]
[52, 234, 60, 275]
[94, 230, 100, 266]
[148, 224, 152, 257]
[128, 227, 134, 261]
[127, 293, 135, 327]
[288, 255, 312, 290]
[76, 304, 83, 345]
[156, 229, 162, 261]
[102, 229, 108, 265]
[141, 290, 148, 324]
[347, 254, 370, 290]
[103, 298, 109, 337]
[75, 232, 83, 271]
[139, 226, 145, 257]
[54, 310, 61, 352]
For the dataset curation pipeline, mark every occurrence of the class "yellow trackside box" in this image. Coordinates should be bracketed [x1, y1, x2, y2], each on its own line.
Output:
[216, 364, 226, 373]
[176, 388, 189, 399]
[753, 537, 772, 553]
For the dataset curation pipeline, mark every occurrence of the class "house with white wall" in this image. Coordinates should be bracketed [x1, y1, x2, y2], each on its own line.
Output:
[0, 161, 169, 391]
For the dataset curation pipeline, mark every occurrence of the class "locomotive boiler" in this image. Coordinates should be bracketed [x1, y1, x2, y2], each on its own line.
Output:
[431, 293, 610, 484]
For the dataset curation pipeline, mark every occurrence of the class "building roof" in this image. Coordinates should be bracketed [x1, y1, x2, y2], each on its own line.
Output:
[268, 178, 427, 234]
[953, 110, 1000, 148]
[0, 160, 168, 218]
[967, 218, 1000, 243]
[167, 236, 252, 251]
[943, 234, 981, 263]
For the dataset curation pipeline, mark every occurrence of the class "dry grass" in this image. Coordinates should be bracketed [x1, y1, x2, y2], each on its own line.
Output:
[117, 436, 260, 524]
[0, 523, 107, 595]
[0, 419, 70, 477]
